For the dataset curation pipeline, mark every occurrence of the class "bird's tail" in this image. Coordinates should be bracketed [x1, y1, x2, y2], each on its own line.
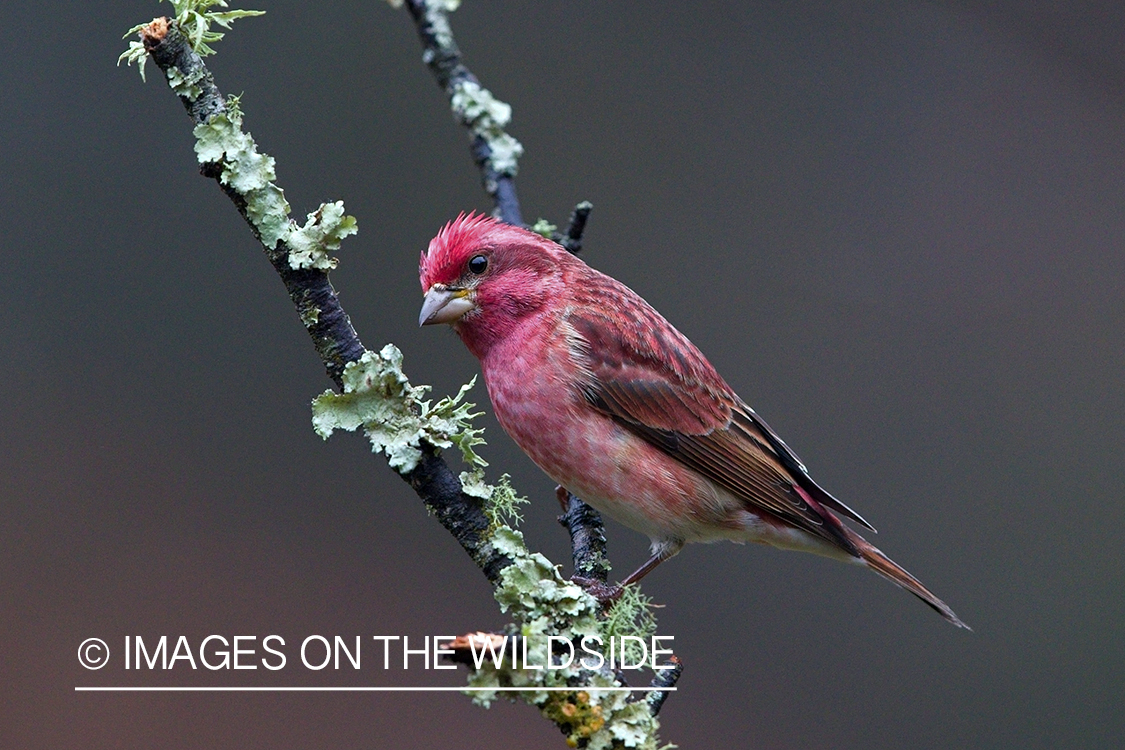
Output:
[848, 531, 970, 629]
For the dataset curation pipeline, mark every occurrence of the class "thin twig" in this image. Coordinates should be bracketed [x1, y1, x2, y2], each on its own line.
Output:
[404, 0, 522, 225]
[560, 200, 593, 255]
[646, 656, 683, 716]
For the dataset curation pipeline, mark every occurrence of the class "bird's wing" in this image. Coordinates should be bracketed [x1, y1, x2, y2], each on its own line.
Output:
[564, 293, 872, 554]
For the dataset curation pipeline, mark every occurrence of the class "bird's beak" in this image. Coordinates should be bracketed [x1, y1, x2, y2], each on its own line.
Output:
[419, 285, 476, 326]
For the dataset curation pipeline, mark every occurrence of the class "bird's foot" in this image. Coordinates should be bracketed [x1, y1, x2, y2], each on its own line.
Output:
[571, 576, 623, 606]
[554, 485, 571, 512]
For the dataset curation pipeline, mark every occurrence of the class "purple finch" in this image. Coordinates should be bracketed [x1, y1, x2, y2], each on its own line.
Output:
[419, 213, 966, 628]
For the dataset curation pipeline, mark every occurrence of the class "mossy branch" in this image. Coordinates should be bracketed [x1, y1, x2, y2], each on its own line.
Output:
[403, 0, 523, 225]
[124, 4, 681, 746]
[132, 17, 510, 583]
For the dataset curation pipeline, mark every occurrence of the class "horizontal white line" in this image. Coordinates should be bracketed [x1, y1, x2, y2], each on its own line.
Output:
[75, 686, 675, 692]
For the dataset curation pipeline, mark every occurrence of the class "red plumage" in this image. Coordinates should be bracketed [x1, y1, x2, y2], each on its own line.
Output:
[419, 213, 966, 628]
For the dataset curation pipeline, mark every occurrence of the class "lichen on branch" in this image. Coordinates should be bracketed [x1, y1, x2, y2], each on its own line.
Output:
[309, 344, 668, 746]
[121, 6, 680, 746]
[450, 79, 524, 176]
[312, 345, 485, 474]
[469, 527, 669, 750]
[287, 202, 358, 271]
[395, 0, 523, 223]
[120, 0, 264, 81]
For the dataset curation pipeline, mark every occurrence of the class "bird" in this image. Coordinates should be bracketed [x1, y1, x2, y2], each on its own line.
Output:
[418, 212, 967, 628]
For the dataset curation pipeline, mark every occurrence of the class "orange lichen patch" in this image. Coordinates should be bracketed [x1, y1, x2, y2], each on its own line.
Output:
[542, 690, 606, 746]
[444, 631, 507, 653]
[141, 17, 170, 46]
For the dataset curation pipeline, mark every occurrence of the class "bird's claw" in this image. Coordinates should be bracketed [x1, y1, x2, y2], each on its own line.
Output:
[555, 485, 571, 512]
[571, 576, 623, 606]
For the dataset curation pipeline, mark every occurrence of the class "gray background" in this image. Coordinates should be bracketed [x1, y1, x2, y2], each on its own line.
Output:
[2, 1, 1123, 747]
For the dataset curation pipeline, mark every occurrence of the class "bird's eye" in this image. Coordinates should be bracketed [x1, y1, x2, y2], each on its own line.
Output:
[468, 255, 488, 274]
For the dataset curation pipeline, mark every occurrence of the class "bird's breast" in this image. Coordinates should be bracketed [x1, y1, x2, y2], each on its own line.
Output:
[476, 316, 736, 542]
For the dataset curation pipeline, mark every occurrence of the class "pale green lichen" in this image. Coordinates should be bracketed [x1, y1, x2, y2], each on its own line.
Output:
[479, 473, 529, 527]
[491, 528, 593, 621]
[450, 79, 524, 176]
[119, 39, 150, 81]
[530, 218, 558, 239]
[120, 1, 264, 81]
[460, 468, 529, 530]
[431, 379, 487, 467]
[458, 468, 493, 501]
[311, 345, 484, 474]
[287, 201, 358, 271]
[191, 106, 358, 258]
[168, 0, 265, 56]
[468, 525, 669, 749]
[192, 108, 292, 248]
[602, 585, 658, 667]
[165, 65, 204, 100]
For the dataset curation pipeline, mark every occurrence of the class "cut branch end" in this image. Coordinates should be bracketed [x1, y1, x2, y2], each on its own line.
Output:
[141, 17, 171, 49]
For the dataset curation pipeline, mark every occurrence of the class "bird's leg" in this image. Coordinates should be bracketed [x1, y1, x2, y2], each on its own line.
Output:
[574, 540, 684, 606]
[555, 485, 571, 512]
[571, 578, 624, 606]
[618, 552, 669, 589]
[619, 539, 684, 588]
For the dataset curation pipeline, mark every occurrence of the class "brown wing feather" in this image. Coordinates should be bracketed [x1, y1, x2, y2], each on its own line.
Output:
[587, 377, 855, 553]
[729, 407, 876, 532]
[563, 281, 867, 554]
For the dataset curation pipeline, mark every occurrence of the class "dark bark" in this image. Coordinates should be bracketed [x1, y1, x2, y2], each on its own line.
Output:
[559, 200, 594, 255]
[646, 656, 683, 716]
[404, 0, 522, 226]
[136, 4, 681, 721]
[558, 489, 611, 583]
[141, 19, 510, 584]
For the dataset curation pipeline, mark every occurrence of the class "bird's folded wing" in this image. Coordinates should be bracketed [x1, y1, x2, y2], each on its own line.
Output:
[566, 306, 868, 553]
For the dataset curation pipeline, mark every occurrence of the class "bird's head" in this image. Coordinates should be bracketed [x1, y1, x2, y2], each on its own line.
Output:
[418, 213, 571, 356]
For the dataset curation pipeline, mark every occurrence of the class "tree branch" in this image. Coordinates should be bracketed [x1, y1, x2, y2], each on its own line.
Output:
[404, 0, 523, 225]
[558, 488, 611, 584]
[142, 18, 511, 584]
[560, 200, 594, 255]
[646, 656, 683, 716]
[132, 4, 682, 742]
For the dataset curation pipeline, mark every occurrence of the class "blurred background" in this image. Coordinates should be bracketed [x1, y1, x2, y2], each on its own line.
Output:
[2, 1, 1123, 747]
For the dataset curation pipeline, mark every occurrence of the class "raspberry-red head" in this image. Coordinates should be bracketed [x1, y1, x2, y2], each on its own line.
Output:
[418, 212, 500, 291]
[417, 212, 577, 357]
